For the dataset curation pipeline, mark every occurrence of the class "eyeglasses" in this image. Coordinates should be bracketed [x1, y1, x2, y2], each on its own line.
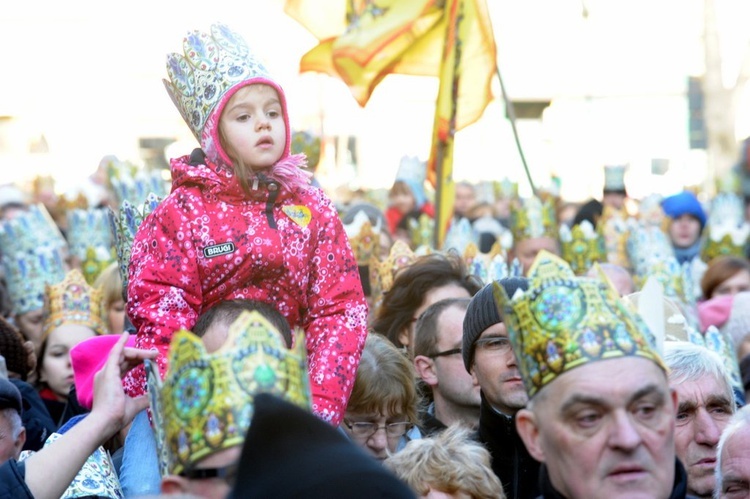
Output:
[343, 420, 413, 439]
[180, 463, 238, 485]
[474, 336, 512, 353]
[428, 347, 462, 358]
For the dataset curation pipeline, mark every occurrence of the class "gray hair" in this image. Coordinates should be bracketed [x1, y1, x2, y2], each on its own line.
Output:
[0, 407, 23, 440]
[714, 405, 750, 499]
[663, 341, 734, 407]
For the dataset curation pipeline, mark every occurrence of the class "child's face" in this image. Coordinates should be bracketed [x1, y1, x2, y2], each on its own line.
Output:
[220, 84, 286, 171]
[390, 190, 415, 215]
[40, 324, 97, 400]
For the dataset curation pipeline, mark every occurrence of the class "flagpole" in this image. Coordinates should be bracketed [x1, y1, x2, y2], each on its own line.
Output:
[495, 65, 536, 196]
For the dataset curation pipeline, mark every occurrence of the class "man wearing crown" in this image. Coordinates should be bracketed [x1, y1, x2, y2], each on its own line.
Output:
[501, 251, 692, 498]
[508, 196, 560, 275]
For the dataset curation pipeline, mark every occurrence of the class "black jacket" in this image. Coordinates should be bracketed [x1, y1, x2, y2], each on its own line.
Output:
[474, 392, 540, 499]
[536, 458, 695, 499]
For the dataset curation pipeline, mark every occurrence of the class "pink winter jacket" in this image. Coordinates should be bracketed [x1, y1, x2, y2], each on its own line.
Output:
[123, 151, 368, 425]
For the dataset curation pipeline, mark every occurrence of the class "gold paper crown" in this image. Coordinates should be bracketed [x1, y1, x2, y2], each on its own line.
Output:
[369, 240, 417, 296]
[494, 251, 664, 397]
[344, 210, 381, 266]
[509, 196, 558, 243]
[701, 223, 750, 262]
[147, 310, 311, 476]
[42, 270, 107, 338]
[559, 220, 607, 276]
[597, 205, 633, 270]
[408, 213, 435, 250]
[462, 242, 509, 285]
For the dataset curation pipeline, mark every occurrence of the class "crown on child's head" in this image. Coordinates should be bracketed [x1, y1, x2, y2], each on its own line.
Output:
[108, 194, 162, 297]
[0, 204, 68, 315]
[603, 165, 627, 192]
[495, 251, 664, 398]
[509, 196, 558, 243]
[164, 23, 272, 143]
[147, 310, 311, 476]
[67, 208, 115, 284]
[42, 269, 107, 339]
[559, 220, 607, 276]
[395, 155, 427, 186]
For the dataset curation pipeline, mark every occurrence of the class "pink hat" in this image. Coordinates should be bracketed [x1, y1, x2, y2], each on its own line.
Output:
[71, 334, 136, 410]
[697, 294, 734, 333]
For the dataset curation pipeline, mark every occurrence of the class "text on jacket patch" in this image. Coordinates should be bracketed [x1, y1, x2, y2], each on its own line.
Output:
[203, 242, 236, 258]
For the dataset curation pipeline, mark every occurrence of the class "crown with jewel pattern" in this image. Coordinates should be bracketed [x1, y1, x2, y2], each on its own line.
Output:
[108, 193, 162, 297]
[147, 310, 311, 476]
[559, 220, 607, 276]
[67, 208, 116, 284]
[509, 196, 558, 243]
[343, 210, 382, 266]
[462, 242, 509, 285]
[42, 269, 107, 339]
[442, 217, 476, 254]
[369, 239, 417, 296]
[164, 23, 272, 143]
[0, 204, 68, 315]
[701, 192, 750, 262]
[494, 251, 664, 397]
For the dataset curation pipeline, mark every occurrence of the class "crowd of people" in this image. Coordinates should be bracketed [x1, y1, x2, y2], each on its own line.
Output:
[0, 21, 749, 499]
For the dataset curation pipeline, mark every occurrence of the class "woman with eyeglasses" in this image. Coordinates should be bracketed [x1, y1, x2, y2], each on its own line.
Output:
[341, 333, 422, 460]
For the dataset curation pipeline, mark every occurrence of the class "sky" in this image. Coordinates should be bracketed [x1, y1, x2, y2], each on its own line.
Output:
[1, 0, 749, 201]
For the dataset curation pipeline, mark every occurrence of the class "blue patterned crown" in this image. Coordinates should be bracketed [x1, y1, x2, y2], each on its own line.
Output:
[146, 310, 311, 476]
[106, 158, 168, 207]
[495, 251, 664, 397]
[462, 242, 509, 285]
[603, 164, 627, 192]
[164, 23, 272, 142]
[0, 204, 68, 314]
[67, 208, 115, 284]
[108, 194, 162, 297]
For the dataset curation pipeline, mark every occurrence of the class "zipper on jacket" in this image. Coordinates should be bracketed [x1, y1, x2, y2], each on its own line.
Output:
[256, 172, 278, 229]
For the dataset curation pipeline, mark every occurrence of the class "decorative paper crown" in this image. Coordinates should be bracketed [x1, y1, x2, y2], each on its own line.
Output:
[603, 165, 627, 192]
[494, 178, 519, 199]
[408, 213, 435, 250]
[0, 204, 68, 315]
[108, 193, 163, 296]
[395, 155, 427, 186]
[20, 431, 123, 498]
[509, 196, 558, 243]
[494, 251, 664, 397]
[164, 23, 271, 142]
[715, 167, 742, 195]
[463, 242, 509, 285]
[67, 208, 116, 284]
[344, 210, 382, 266]
[42, 269, 107, 338]
[147, 310, 311, 476]
[369, 239, 417, 296]
[695, 325, 744, 396]
[597, 205, 633, 270]
[559, 220, 607, 276]
[442, 217, 476, 254]
[701, 222, 750, 262]
[291, 131, 322, 169]
[106, 158, 168, 207]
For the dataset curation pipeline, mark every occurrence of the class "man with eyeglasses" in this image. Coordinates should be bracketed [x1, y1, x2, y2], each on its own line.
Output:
[463, 276, 540, 499]
[413, 298, 480, 435]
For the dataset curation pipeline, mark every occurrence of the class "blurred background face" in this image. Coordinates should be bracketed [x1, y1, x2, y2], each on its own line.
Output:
[512, 237, 560, 275]
[453, 184, 476, 219]
[389, 182, 416, 215]
[15, 309, 45, 355]
[106, 298, 126, 335]
[39, 324, 97, 399]
[669, 215, 701, 248]
[713, 270, 750, 297]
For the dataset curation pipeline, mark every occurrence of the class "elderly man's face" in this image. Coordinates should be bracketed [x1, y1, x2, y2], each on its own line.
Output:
[517, 357, 677, 499]
[0, 411, 24, 465]
[672, 373, 734, 498]
[717, 425, 750, 499]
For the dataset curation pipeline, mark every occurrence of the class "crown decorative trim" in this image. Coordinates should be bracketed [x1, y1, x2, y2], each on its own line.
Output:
[42, 269, 107, 338]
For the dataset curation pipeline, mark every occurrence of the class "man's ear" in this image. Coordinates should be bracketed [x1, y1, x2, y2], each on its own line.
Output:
[413, 355, 438, 387]
[397, 327, 410, 350]
[161, 475, 190, 495]
[515, 408, 545, 463]
[13, 427, 25, 460]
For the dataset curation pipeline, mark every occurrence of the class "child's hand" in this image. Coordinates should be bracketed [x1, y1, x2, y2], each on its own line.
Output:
[90, 332, 157, 438]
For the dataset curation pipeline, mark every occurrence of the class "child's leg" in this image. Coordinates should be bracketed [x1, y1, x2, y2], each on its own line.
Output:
[118, 409, 161, 496]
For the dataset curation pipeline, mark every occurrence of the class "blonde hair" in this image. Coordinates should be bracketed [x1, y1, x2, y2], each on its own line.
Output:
[93, 262, 123, 309]
[347, 332, 420, 424]
[384, 424, 505, 499]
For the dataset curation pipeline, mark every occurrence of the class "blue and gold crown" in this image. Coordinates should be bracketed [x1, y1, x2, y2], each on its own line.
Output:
[0, 204, 68, 315]
[108, 193, 162, 297]
[106, 158, 168, 208]
[369, 239, 417, 296]
[164, 23, 272, 143]
[597, 205, 633, 270]
[42, 269, 107, 339]
[67, 208, 116, 284]
[442, 217, 476, 254]
[494, 251, 664, 397]
[147, 310, 311, 476]
[462, 242, 509, 285]
[509, 196, 558, 243]
[559, 220, 607, 276]
[343, 210, 382, 266]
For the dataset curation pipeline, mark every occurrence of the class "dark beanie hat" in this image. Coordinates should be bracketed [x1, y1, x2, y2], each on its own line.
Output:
[229, 393, 416, 499]
[463, 277, 529, 372]
[0, 377, 22, 416]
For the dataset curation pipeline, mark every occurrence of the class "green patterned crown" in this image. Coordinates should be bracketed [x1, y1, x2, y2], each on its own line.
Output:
[509, 196, 558, 243]
[0, 204, 68, 314]
[108, 194, 162, 297]
[67, 208, 115, 284]
[146, 310, 311, 476]
[494, 250, 664, 398]
[559, 220, 607, 276]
